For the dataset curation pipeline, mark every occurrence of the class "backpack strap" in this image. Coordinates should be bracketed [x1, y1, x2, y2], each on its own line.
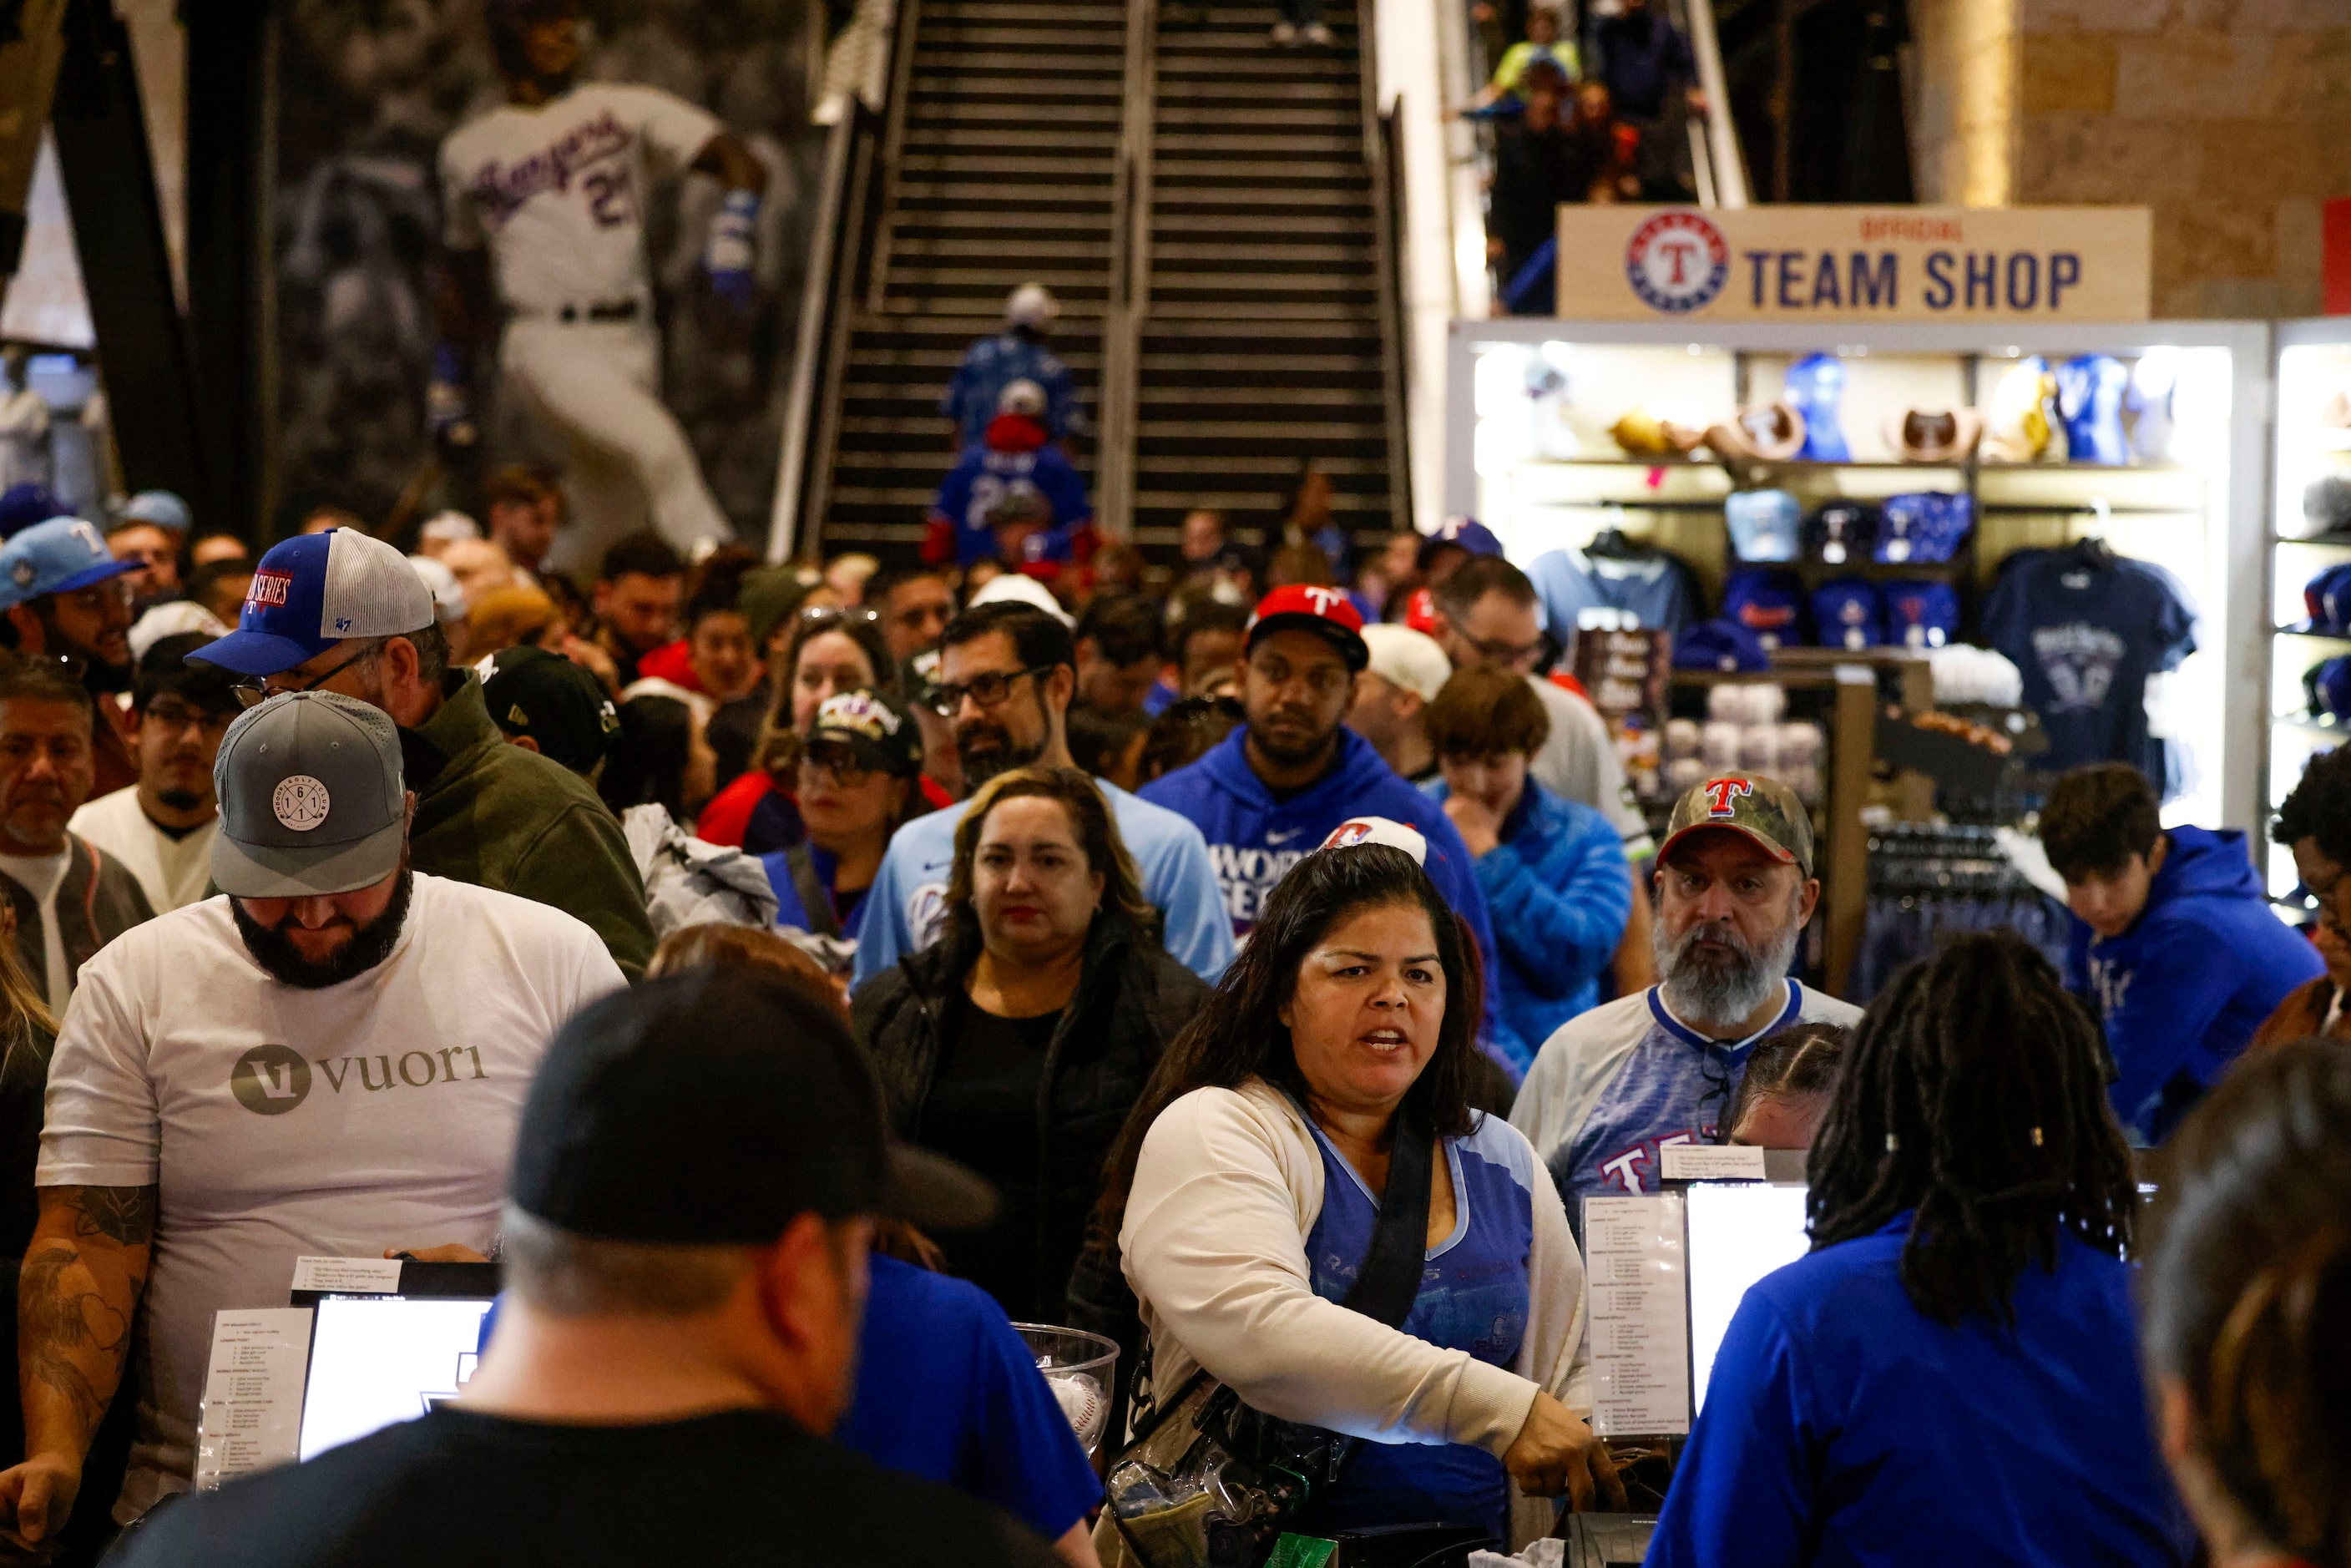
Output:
[781, 842, 842, 941]
[1335, 1105, 1434, 1329]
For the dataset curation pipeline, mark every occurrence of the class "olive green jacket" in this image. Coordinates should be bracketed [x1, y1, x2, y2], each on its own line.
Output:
[402, 674, 654, 980]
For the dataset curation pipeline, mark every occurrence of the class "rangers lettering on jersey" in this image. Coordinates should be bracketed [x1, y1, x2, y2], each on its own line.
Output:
[465, 111, 632, 226]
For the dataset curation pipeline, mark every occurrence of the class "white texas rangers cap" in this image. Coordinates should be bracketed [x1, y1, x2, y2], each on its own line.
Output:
[188, 529, 437, 678]
[1317, 816, 1428, 865]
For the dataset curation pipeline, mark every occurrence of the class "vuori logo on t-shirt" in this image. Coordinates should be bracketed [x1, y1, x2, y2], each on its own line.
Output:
[230, 1043, 487, 1115]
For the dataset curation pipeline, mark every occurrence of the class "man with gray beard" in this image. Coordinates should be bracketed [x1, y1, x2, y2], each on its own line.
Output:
[1510, 773, 1858, 1213]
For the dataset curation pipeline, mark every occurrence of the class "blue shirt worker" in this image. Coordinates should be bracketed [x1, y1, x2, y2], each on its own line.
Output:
[1427, 667, 1631, 1069]
[1139, 585, 1522, 1074]
[1647, 931, 2193, 1568]
[2039, 761, 2323, 1144]
[852, 602, 1231, 989]
[1512, 773, 1858, 1210]
[838, 1254, 1102, 1565]
[941, 285, 1085, 451]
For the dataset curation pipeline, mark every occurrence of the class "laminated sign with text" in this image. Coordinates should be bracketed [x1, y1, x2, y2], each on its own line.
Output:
[1557, 206, 2151, 323]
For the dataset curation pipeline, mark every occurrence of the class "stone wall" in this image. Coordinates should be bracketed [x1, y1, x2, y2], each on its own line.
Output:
[2011, 0, 2351, 318]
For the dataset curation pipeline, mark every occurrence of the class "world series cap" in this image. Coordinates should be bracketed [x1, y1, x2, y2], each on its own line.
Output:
[1658, 771, 1814, 878]
[509, 966, 998, 1244]
[189, 529, 436, 678]
[1248, 584, 1368, 671]
[807, 688, 923, 779]
[212, 691, 408, 898]
[0, 517, 141, 612]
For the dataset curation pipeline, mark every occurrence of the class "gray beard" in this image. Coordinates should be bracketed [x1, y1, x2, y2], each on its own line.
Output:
[1655, 907, 1800, 1032]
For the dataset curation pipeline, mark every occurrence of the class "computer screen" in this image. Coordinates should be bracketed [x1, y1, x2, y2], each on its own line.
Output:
[297, 1296, 493, 1461]
[1684, 1181, 1811, 1417]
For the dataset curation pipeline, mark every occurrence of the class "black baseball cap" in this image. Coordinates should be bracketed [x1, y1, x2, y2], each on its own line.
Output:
[479, 645, 619, 774]
[508, 968, 997, 1244]
[806, 688, 923, 779]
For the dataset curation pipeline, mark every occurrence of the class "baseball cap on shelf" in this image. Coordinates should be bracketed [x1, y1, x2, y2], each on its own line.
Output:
[1317, 815, 1428, 865]
[1248, 584, 1368, 671]
[188, 529, 435, 678]
[1722, 567, 1804, 651]
[1360, 623, 1450, 704]
[1416, 516, 1503, 570]
[2306, 655, 2351, 723]
[1658, 771, 1815, 878]
[1873, 492, 1974, 565]
[1883, 579, 1959, 650]
[116, 489, 194, 536]
[1005, 283, 1059, 331]
[1725, 489, 1801, 564]
[479, 645, 619, 774]
[0, 483, 63, 540]
[807, 688, 923, 779]
[0, 516, 142, 612]
[1811, 579, 1884, 651]
[211, 691, 408, 898]
[1671, 619, 1770, 673]
[509, 966, 998, 1244]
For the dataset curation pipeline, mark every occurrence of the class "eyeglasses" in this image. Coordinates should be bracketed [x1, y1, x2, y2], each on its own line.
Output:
[144, 698, 236, 735]
[928, 664, 1051, 719]
[1459, 631, 1550, 670]
[232, 641, 379, 709]
[800, 741, 876, 787]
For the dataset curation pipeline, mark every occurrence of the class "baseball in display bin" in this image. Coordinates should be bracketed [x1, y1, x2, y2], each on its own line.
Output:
[1444, 316, 2268, 841]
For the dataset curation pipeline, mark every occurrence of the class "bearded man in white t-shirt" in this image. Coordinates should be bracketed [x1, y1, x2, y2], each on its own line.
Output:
[0, 691, 626, 1542]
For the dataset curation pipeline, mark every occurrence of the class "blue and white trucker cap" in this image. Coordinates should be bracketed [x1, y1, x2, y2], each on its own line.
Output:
[0, 517, 142, 612]
[188, 529, 436, 678]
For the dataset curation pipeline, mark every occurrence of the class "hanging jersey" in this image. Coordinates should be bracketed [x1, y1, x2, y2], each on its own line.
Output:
[1511, 982, 1860, 1214]
[1528, 547, 1698, 636]
[441, 83, 720, 315]
[1294, 1105, 1533, 1541]
[1982, 550, 2198, 778]
[1784, 352, 1850, 463]
[2056, 353, 2133, 465]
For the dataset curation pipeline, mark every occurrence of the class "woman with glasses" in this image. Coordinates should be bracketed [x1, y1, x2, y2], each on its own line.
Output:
[852, 766, 1210, 1324]
[697, 605, 902, 852]
[761, 690, 928, 961]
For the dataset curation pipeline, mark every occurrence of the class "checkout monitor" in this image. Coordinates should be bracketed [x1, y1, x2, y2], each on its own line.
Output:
[296, 1294, 494, 1460]
[1684, 1179, 1811, 1418]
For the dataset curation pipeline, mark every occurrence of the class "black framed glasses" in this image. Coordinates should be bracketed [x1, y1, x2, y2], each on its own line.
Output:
[927, 664, 1050, 719]
[143, 697, 237, 736]
[231, 641, 380, 709]
[800, 740, 876, 787]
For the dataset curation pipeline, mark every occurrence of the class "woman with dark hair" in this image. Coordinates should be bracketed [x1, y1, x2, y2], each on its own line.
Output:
[1098, 837, 1619, 1553]
[697, 604, 905, 852]
[597, 692, 716, 825]
[2141, 1039, 2351, 1568]
[1718, 1020, 1847, 1149]
[1649, 931, 2192, 1568]
[761, 688, 928, 964]
[853, 766, 1210, 1323]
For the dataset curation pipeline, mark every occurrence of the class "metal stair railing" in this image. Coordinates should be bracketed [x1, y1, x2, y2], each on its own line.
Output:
[1676, 0, 1749, 209]
[1090, 0, 1156, 541]
[1364, 0, 1413, 539]
[766, 0, 913, 562]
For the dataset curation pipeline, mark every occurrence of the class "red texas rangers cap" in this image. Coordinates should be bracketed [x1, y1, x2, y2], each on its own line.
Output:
[1247, 584, 1368, 671]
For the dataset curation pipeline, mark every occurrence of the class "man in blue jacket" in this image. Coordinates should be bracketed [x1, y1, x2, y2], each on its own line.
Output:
[2040, 761, 2323, 1143]
[1139, 585, 1522, 1072]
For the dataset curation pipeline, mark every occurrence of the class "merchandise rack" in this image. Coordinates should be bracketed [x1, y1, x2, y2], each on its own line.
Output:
[2265, 319, 2351, 901]
[1446, 317, 2270, 840]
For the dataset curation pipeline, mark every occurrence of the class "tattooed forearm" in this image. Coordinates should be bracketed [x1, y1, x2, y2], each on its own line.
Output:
[70, 1186, 156, 1247]
[17, 1187, 154, 1464]
[18, 1246, 120, 1441]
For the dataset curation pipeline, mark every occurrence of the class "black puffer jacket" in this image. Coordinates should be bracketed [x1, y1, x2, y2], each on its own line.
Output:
[852, 908, 1209, 1321]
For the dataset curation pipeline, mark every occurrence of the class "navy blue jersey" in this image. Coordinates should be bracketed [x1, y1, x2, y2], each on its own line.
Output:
[930, 443, 1094, 567]
[1982, 549, 2197, 777]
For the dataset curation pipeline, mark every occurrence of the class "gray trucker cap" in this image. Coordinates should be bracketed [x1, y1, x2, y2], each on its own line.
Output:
[211, 691, 408, 898]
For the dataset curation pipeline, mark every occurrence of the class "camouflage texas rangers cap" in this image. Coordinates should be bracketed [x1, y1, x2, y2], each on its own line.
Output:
[1657, 772, 1814, 878]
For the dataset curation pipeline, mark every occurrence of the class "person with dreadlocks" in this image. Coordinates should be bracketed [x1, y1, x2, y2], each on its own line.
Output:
[1646, 931, 2195, 1568]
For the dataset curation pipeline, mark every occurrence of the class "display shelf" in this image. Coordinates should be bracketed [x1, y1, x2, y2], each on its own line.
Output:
[2266, 321, 2351, 894]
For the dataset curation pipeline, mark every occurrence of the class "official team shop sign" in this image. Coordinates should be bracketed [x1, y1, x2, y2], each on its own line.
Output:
[1560, 205, 2151, 323]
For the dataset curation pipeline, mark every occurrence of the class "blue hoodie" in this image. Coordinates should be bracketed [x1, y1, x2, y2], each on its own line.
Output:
[1432, 778, 1630, 1055]
[1140, 726, 1524, 1074]
[2064, 825, 2323, 1142]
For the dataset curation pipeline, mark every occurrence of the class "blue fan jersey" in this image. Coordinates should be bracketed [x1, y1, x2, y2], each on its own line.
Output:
[940, 333, 1084, 448]
[1982, 550, 2197, 778]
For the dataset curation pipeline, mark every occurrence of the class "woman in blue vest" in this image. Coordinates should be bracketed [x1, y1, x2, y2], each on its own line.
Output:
[1649, 930, 2195, 1568]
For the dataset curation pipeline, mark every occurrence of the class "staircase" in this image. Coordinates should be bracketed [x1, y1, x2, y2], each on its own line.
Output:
[812, 0, 1126, 553]
[1130, 0, 1405, 553]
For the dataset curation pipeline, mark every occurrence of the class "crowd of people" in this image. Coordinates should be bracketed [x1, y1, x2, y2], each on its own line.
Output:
[0, 466, 2331, 1568]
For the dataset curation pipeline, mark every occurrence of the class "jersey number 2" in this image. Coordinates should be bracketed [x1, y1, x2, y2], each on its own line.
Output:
[583, 168, 636, 228]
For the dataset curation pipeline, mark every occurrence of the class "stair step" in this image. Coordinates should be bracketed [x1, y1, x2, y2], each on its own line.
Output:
[913, 49, 1128, 73]
[1154, 131, 1362, 155]
[896, 154, 1117, 178]
[1151, 240, 1373, 265]
[908, 102, 1123, 126]
[1155, 105, 1358, 130]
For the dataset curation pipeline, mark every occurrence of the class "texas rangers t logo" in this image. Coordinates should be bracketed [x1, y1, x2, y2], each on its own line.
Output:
[1702, 777, 1753, 816]
[1625, 211, 1731, 315]
[1298, 586, 1345, 617]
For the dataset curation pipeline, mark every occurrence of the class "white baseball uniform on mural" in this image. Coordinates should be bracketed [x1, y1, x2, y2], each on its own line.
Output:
[439, 83, 736, 566]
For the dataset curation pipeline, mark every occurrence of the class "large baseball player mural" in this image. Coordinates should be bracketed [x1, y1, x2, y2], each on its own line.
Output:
[432, 0, 767, 567]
